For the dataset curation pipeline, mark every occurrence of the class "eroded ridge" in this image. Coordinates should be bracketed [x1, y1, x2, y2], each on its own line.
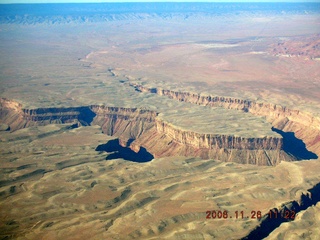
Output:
[155, 119, 282, 150]
[129, 83, 320, 160]
[0, 97, 308, 165]
[130, 83, 320, 127]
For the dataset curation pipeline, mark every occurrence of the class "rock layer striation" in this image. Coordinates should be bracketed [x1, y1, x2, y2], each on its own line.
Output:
[130, 83, 320, 161]
[1, 96, 317, 165]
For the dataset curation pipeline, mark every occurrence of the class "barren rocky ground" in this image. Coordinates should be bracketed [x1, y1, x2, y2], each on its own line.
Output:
[0, 3, 320, 240]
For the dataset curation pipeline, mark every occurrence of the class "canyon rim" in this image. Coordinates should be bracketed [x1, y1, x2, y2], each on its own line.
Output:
[1, 2, 320, 240]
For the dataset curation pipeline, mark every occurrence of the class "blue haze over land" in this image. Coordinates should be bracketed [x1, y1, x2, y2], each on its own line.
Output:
[2, 0, 320, 3]
[0, 2, 319, 24]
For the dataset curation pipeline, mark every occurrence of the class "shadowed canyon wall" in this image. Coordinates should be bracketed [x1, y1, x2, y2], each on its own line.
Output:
[242, 182, 320, 239]
[130, 83, 320, 161]
[1, 97, 317, 165]
[0, 98, 95, 130]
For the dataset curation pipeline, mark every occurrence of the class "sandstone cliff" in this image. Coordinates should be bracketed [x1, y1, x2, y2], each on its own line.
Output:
[0, 97, 303, 165]
[130, 83, 320, 161]
[155, 119, 282, 150]
[131, 83, 320, 129]
[91, 105, 156, 141]
[0, 98, 95, 130]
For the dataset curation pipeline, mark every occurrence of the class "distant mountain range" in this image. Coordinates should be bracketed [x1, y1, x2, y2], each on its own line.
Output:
[0, 3, 319, 24]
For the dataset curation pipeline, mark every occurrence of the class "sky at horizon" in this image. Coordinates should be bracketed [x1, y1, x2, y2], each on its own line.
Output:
[1, 0, 320, 3]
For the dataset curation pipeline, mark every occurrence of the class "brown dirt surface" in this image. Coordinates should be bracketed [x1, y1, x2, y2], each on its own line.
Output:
[1, 3, 320, 240]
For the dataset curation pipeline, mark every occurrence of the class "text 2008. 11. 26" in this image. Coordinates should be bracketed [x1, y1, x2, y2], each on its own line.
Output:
[206, 210, 296, 220]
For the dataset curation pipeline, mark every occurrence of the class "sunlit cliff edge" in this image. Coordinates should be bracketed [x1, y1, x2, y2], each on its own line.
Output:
[1, 96, 318, 166]
[130, 83, 320, 156]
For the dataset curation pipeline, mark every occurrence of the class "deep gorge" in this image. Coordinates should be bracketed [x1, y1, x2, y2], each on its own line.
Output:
[129, 84, 320, 161]
[0, 96, 318, 166]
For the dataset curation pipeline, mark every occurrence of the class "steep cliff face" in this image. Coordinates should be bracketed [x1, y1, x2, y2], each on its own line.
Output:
[155, 119, 282, 150]
[0, 98, 297, 165]
[91, 106, 157, 141]
[22, 107, 96, 126]
[132, 83, 320, 128]
[0, 98, 95, 131]
[131, 84, 320, 160]
[131, 128, 290, 165]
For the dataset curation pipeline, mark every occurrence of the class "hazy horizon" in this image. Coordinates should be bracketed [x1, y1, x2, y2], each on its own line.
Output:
[1, 0, 320, 4]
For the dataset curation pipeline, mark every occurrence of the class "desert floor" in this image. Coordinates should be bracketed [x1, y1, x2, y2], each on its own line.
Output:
[1, 11, 320, 240]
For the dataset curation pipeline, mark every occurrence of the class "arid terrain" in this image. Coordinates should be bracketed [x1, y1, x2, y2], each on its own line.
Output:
[0, 3, 320, 240]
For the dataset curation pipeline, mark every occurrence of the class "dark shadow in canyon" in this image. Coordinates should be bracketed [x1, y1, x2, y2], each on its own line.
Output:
[241, 182, 320, 240]
[271, 127, 318, 160]
[78, 107, 96, 126]
[95, 139, 154, 163]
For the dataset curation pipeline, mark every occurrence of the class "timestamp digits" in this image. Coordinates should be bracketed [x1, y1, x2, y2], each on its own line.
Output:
[206, 209, 296, 220]
[205, 210, 262, 219]
[268, 209, 296, 220]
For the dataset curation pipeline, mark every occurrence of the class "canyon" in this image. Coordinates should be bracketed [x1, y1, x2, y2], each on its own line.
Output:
[1, 94, 318, 166]
[1, 2, 320, 240]
[130, 83, 320, 159]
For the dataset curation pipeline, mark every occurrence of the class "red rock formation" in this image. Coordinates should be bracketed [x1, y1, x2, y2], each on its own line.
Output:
[155, 119, 282, 150]
[130, 83, 320, 160]
[0, 98, 94, 130]
[0, 97, 309, 165]
[91, 105, 156, 140]
[270, 34, 320, 59]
